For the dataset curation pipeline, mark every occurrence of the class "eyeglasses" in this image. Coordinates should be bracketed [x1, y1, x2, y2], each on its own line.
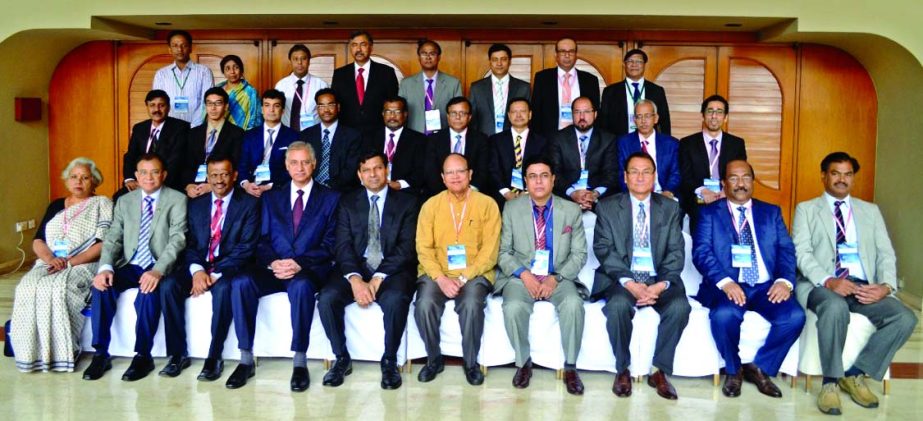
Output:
[705, 109, 726, 116]
[556, 49, 577, 56]
[205, 101, 226, 107]
[573, 110, 595, 116]
[625, 59, 645, 65]
[316, 103, 338, 109]
[727, 175, 754, 184]
[448, 111, 470, 118]
[526, 172, 552, 181]
[634, 113, 656, 121]
[442, 168, 470, 176]
[382, 109, 404, 115]
[137, 169, 163, 177]
[627, 169, 655, 177]
[418, 51, 439, 58]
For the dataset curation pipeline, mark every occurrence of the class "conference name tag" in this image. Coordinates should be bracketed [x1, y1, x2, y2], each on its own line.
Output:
[631, 247, 654, 273]
[837, 242, 862, 274]
[574, 170, 589, 190]
[495, 113, 505, 132]
[425, 110, 442, 132]
[174, 96, 190, 112]
[299, 114, 314, 131]
[731, 244, 753, 268]
[195, 164, 207, 183]
[532, 250, 551, 276]
[511, 168, 524, 191]
[387, 163, 393, 181]
[51, 239, 69, 258]
[254, 164, 271, 184]
[628, 112, 637, 132]
[560, 105, 573, 123]
[447, 244, 467, 270]
[703, 178, 721, 193]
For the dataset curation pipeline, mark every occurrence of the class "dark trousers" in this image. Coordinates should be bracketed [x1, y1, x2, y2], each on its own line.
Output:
[601, 281, 691, 375]
[160, 268, 235, 359]
[90, 264, 161, 357]
[231, 269, 317, 352]
[317, 273, 413, 360]
[709, 281, 806, 376]
[413, 275, 491, 368]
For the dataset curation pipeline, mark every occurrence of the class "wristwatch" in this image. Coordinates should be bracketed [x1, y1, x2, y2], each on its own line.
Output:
[458, 275, 468, 284]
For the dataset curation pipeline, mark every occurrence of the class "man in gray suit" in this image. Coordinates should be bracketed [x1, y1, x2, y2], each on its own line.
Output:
[398, 39, 462, 135]
[793, 151, 917, 416]
[469, 43, 531, 135]
[84, 153, 187, 382]
[593, 151, 689, 400]
[497, 155, 587, 394]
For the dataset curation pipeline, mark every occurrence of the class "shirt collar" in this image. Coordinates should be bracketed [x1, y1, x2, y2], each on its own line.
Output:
[367, 187, 388, 203]
[141, 188, 162, 202]
[629, 193, 651, 209]
[729, 199, 753, 212]
[423, 71, 440, 83]
[264, 122, 281, 132]
[575, 127, 593, 139]
[639, 130, 656, 143]
[291, 179, 314, 196]
[823, 192, 852, 209]
[386, 126, 404, 139]
[512, 127, 529, 137]
[491, 73, 510, 85]
[557, 67, 575, 78]
[354, 61, 371, 74]
[211, 189, 234, 205]
[450, 128, 468, 138]
[207, 119, 226, 133]
[626, 76, 646, 85]
[702, 130, 724, 143]
[321, 119, 339, 132]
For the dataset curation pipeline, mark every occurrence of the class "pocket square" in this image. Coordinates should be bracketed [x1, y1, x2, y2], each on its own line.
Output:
[563, 225, 573, 234]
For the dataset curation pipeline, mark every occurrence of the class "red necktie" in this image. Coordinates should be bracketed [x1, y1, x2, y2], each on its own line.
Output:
[641, 140, 649, 154]
[207, 198, 223, 264]
[356, 68, 366, 106]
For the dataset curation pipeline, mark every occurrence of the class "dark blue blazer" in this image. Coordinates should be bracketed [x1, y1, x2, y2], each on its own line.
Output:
[616, 131, 682, 196]
[184, 188, 260, 277]
[692, 198, 796, 308]
[334, 188, 418, 281]
[298, 122, 363, 193]
[238, 124, 299, 186]
[257, 182, 340, 286]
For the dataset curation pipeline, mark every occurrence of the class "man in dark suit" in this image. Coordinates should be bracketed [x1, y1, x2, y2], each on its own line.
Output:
[159, 156, 259, 380]
[599, 49, 671, 136]
[530, 38, 601, 137]
[317, 152, 418, 390]
[120, 89, 189, 196]
[548, 96, 618, 211]
[469, 43, 531, 136]
[423, 97, 491, 198]
[679, 95, 747, 228]
[616, 99, 681, 200]
[693, 160, 805, 399]
[298, 88, 362, 193]
[331, 30, 399, 133]
[488, 98, 548, 207]
[227, 141, 340, 391]
[239, 89, 300, 198]
[361, 95, 426, 196]
[182, 87, 245, 199]
[592, 152, 690, 400]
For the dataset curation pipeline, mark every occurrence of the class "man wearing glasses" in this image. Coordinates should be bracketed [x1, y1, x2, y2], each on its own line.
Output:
[297, 88, 363, 193]
[398, 39, 462, 135]
[599, 49, 671, 136]
[616, 99, 681, 201]
[182, 87, 245, 199]
[422, 97, 491, 198]
[531, 38, 601, 137]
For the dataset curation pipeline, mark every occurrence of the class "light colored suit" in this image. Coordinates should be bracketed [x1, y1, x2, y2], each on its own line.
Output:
[101, 187, 187, 275]
[496, 195, 587, 367]
[398, 71, 462, 134]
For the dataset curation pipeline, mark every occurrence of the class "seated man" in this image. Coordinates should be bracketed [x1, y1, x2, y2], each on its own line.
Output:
[317, 152, 418, 390]
[593, 151, 689, 400]
[159, 156, 259, 380]
[496, 155, 587, 394]
[182, 87, 245, 199]
[84, 153, 187, 382]
[693, 160, 806, 399]
[414, 153, 501, 385]
[793, 152, 917, 415]
[227, 141, 340, 391]
[238, 89, 300, 197]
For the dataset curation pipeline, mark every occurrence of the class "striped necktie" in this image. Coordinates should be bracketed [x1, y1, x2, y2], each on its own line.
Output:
[317, 129, 331, 184]
[738, 206, 759, 286]
[134, 196, 156, 269]
[834, 201, 849, 278]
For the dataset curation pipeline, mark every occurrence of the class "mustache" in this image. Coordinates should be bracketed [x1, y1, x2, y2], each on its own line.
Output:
[734, 186, 749, 193]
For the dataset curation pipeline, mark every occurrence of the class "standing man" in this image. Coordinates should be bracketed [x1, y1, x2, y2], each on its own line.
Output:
[182, 87, 245, 199]
[793, 152, 917, 416]
[317, 152, 418, 390]
[152, 30, 214, 127]
[399, 39, 462, 135]
[274, 44, 329, 132]
[593, 152, 689, 400]
[121, 89, 190, 196]
[469, 43, 531, 135]
[332, 30, 399, 133]
[496, 156, 587, 394]
[361, 95, 426, 196]
[488, 98, 549, 207]
[298, 88, 363, 193]
[599, 49, 671, 136]
[83, 154, 187, 382]
[414, 154, 501, 386]
[616, 99, 681, 200]
[422, 97, 492, 198]
[693, 160, 805, 399]
[530, 37, 600, 137]
[238, 89, 300, 198]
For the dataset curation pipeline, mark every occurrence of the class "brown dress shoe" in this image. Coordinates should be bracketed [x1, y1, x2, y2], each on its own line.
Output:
[612, 370, 632, 397]
[647, 370, 678, 400]
[512, 361, 532, 389]
[741, 363, 782, 398]
[723, 372, 743, 397]
[564, 369, 584, 395]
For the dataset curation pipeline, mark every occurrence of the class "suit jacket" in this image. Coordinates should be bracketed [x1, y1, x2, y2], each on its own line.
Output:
[616, 131, 682, 196]
[101, 187, 188, 275]
[496, 195, 588, 296]
[423, 128, 492, 198]
[298, 122, 363, 193]
[182, 121, 245, 187]
[124, 117, 190, 190]
[257, 182, 340, 287]
[530, 67, 600, 137]
[331, 60, 399, 132]
[549, 127, 619, 199]
[184, 189, 260, 277]
[469, 75, 531, 135]
[488, 130, 549, 203]
[693, 198, 796, 308]
[238, 124, 300, 186]
[678, 131, 747, 216]
[591, 192, 685, 297]
[334, 188, 419, 281]
[598, 79, 671, 136]
[792, 195, 897, 291]
[361, 127, 426, 195]
[398, 71, 463, 134]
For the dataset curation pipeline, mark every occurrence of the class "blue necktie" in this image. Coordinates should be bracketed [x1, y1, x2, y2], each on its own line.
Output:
[737, 206, 758, 286]
[134, 196, 155, 269]
[317, 128, 331, 184]
[453, 134, 463, 154]
[631, 82, 641, 102]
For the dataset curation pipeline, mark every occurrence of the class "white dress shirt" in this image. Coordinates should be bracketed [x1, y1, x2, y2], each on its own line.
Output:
[449, 128, 468, 154]
[290, 179, 314, 211]
[99, 188, 162, 274]
[384, 127, 410, 189]
[354, 61, 371, 91]
[824, 192, 867, 280]
[624, 77, 646, 132]
[345, 187, 390, 281]
[189, 190, 234, 279]
[274, 73, 328, 131]
[715, 199, 793, 290]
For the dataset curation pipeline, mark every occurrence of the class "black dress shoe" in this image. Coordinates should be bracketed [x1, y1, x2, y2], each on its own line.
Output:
[291, 366, 310, 392]
[322, 356, 353, 387]
[741, 363, 782, 398]
[612, 370, 632, 397]
[122, 355, 155, 382]
[82, 355, 112, 381]
[723, 372, 743, 397]
[225, 363, 255, 389]
[512, 360, 533, 389]
[159, 355, 191, 378]
[198, 358, 225, 381]
[380, 358, 402, 390]
[465, 365, 485, 386]
[417, 356, 444, 383]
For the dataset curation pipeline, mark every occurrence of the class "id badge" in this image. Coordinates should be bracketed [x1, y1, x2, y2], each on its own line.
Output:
[560, 105, 573, 123]
[254, 164, 271, 184]
[299, 114, 314, 131]
[494, 113, 505, 133]
[174, 96, 190, 112]
[51, 239, 69, 258]
[731, 244, 753, 268]
[511, 168, 524, 191]
[628, 113, 637, 132]
[425, 110, 442, 132]
[532, 249, 551, 276]
[631, 247, 654, 273]
[703, 178, 721, 193]
[574, 169, 589, 190]
[837, 242, 862, 274]
[195, 164, 207, 183]
[387, 163, 393, 181]
[447, 244, 467, 270]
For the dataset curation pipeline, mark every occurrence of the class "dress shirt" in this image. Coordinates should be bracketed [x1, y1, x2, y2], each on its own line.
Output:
[565, 127, 607, 197]
[290, 179, 314, 212]
[354, 61, 371, 91]
[99, 188, 163, 274]
[715, 199, 793, 290]
[384, 127, 410, 189]
[498, 127, 530, 195]
[823, 192, 867, 280]
[449, 128, 468, 154]
[274, 73, 328, 131]
[345, 187, 390, 282]
[557, 67, 582, 108]
[695, 130, 725, 195]
[638, 130, 662, 192]
[152, 61, 214, 127]
[124, 121, 165, 184]
[624, 77, 646, 132]
[618, 194, 671, 289]
[491, 73, 511, 100]
[512, 197, 555, 278]
[189, 190, 234, 279]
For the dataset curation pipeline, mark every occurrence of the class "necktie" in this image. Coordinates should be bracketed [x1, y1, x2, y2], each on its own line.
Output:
[366, 195, 383, 270]
[641, 139, 649, 154]
[292, 189, 304, 234]
[263, 128, 276, 164]
[578, 135, 588, 168]
[453, 134, 463, 154]
[738, 206, 759, 286]
[317, 129, 331, 184]
[135, 196, 155, 269]
[562, 73, 572, 106]
[385, 133, 396, 162]
[514, 134, 523, 168]
[356, 68, 366, 106]
[205, 128, 218, 158]
[425, 79, 435, 112]
[632, 82, 641, 102]
[834, 201, 849, 278]
[633, 202, 651, 283]
[207, 198, 223, 264]
[146, 128, 160, 153]
[290, 79, 304, 129]
[494, 79, 505, 133]
[534, 205, 547, 250]
[708, 139, 719, 179]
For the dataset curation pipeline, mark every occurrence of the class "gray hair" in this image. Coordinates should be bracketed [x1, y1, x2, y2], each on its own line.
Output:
[285, 141, 316, 163]
[61, 157, 103, 187]
[634, 98, 658, 115]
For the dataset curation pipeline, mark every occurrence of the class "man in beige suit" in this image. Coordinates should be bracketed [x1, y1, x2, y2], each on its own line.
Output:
[793, 151, 917, 416]
[496, 155, 587, 394]
[84, 153, 188, 382]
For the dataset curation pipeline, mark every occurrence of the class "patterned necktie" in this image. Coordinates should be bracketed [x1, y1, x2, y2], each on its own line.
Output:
[207, 198, 223, 263]
[356, 68, 366, 106]
[290, 79, 304, 129]
[708, 139, 719, 179]
[632, 82, 641, 102]
[135, 196, 155, 269]
[633, 202, 651, 283]
[292, 189, 304, 234]
[146, 128, 160, 153]
[494, 79, 505, 133]
[317, 129, 331, 184]
[738, 206, 759, 286]
[834, 201, 849, 278]
[425, 79, 435, 112]
[385, 133, 396, 162]
[514, 134, 523, 168]
[562, 73, 572, 105]
[366, 195, 383, 270]
[453, 134, 463, 154]
[263, 128, 275, 164]
[205, 128, 218, 158]
[641, 139, 649, 154]
[578, 135, 589, 168]
[534, 205, 547, 250]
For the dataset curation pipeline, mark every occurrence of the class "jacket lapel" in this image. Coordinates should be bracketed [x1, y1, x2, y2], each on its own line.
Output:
[219, 193, 241, 249]
[618, 195, 633, 261]
[278, 187, 295, 242]
[852, 200, 876, 276]
[356, 191, 371, 249]
[816, 198, 837, 251]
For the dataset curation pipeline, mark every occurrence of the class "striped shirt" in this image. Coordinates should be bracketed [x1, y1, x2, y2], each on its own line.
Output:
[153, 61, 214, 127]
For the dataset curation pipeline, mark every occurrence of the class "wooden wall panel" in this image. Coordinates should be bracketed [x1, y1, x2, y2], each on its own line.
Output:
[269, 42, 346, 86]
[642, 45, 718, 138]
